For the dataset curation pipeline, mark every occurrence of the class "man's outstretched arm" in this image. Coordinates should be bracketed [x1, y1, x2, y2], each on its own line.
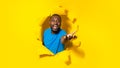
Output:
[61, 33, 77, 44]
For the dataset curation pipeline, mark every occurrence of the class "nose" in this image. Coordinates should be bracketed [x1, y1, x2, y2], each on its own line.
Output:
[54, 20, 58, 25]
[54, 21, 57, 25]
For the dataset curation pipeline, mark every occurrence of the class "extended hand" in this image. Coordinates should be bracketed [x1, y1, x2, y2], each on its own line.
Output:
[66, 34, 77, 40]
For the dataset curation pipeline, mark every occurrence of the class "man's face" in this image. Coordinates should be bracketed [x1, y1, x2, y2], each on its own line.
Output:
[49, 16, 61, 32]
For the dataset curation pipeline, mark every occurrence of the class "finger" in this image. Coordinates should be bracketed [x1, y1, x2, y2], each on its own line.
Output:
[66, 34, 73, 40]
[71, 31, 76, 35]
[67, 34, 72, 37]
[73, 35, 77, 39]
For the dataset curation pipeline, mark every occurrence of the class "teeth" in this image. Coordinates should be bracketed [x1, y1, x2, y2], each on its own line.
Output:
[53, 25, 58, 29]
[54, 25, 57, 26]
[53, 25, 57, 27]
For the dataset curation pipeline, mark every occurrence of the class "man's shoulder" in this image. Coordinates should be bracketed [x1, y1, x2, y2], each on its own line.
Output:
[44, 28, 51, 34]
[60, 29, 67, 34]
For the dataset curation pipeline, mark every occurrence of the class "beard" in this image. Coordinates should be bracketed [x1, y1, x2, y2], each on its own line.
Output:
[51, 25, 60, 34]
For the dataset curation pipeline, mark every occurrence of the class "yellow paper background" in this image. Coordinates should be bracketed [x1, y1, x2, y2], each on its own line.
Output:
[0, 0, 120, 68]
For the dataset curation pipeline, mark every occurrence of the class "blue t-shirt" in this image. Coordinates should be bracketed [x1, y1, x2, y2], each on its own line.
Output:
[43, 28, 66, 54]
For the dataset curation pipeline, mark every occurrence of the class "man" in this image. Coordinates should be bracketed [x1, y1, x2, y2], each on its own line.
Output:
[43, 14, 76, 54]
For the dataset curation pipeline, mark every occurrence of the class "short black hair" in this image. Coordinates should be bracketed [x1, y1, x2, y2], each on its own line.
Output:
[50, 14, 61, 22]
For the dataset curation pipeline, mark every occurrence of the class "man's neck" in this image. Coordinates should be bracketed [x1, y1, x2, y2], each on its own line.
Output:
[51, 28, 60, 34]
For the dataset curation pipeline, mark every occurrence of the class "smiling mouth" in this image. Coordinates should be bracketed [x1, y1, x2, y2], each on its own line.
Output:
[52, 25, 59, 31]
